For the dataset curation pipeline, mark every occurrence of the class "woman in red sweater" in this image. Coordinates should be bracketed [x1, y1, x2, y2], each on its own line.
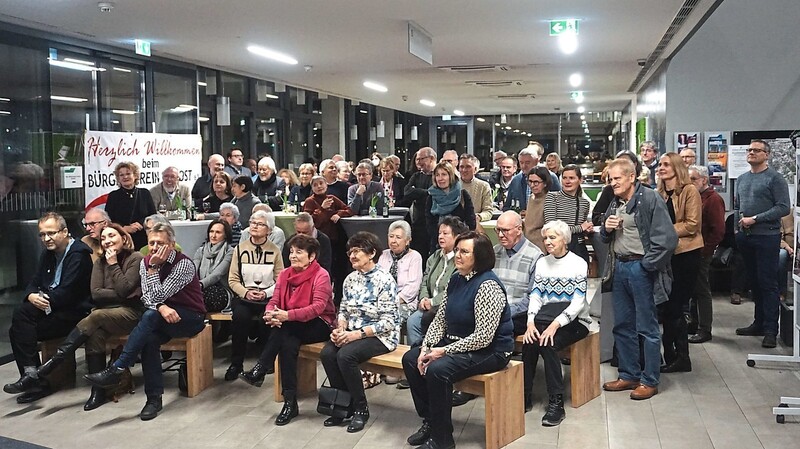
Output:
[239, 234, 336, 426]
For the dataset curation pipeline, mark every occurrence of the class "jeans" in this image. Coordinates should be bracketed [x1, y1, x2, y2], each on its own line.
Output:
[736, 232, 781, 335]
[256, 318, 331, 399]
[612, 259, 662, 387]
[230, 298, 268, 367]
[319, 337, 389, 407]
[402, 345, 509, 447]
[113, 306, 205, 397]
[690, 255, 714, 333]
[9, 301, 81, 375]
[406, 306, 438, 347]
[523, 320, 589, 396]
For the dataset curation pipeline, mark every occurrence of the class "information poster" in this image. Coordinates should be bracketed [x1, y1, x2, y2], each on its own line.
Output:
[728, 145, 751, 179]
[675, 131, 699, 152]
[705, 132, 729, 192]
[83, 131, 202, 209]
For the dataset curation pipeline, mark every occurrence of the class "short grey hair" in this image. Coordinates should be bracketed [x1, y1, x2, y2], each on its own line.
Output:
[250, 210, 273, 230]
[335, 160, 350, 172]
[85, 207, 110, 222]
[219, 202, 240, 220]
[689, 165, 709, 179]
[162, 166, 179, 177]
[419, 147, 436, 159]
[356, 161, 374, 174]
[252, 203, 273, 213]
[148, 222, 175, 243]
[641, 140, 657, 151]
[518, 146, 540, 161]
[542, 220, 572, 245]
[145, 214, 170, 228]
[295, 211, 314, 226]
[388, 220, 412, 240]
[258, 156, 276, 172]
[319, 158, 334, 173]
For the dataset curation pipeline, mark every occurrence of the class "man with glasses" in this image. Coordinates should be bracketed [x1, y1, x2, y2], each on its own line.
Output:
[640, 141, 659, 187]
[348, 161, 386, 215]
[441, 149, 459, 173]
[401, 147, 437, 263]
[192, 154, 225, 207]
[733, 139, 790, 348]
[489, 156, 517, 208]
[224, 148, 252, 179]
[679, 148, 697, 167]
[504, 145, 560, 212]
[459, 154, 494, 222]
[4, 212, 93, 403]
[81, 207, 110, 262]
[687, 165, 725, 344]
[150, 166, 191, 213]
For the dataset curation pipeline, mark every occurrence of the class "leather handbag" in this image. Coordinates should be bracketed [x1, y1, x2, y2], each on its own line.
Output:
[316, 379, 351, 418]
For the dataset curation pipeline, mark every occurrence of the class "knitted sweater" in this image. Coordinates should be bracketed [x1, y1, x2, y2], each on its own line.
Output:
[493, 239, 542, 317]
[735, 167, 790, 235]
[527, 252, 591, 329]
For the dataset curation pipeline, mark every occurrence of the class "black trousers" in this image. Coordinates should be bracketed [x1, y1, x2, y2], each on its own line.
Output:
[320, 337, 389, 407]
[9, 301, 82, 375]
[402, 345, 509, 447]
[522, 320, 589, 396]
[257, 318, 331, 399]
[230, 298, 268, 367]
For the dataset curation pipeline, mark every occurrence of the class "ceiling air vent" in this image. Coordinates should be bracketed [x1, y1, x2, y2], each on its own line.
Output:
[495, 94, 536, 100]
[438, 65, 510, 73]
[465, 80, 524, 88]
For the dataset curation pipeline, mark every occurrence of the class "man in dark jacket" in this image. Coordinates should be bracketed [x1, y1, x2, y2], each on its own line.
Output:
[4, 212, 93, 403]
[400, 147, 436, 263]
[282, 212, 332, 273]
[600, 159, 677, 401]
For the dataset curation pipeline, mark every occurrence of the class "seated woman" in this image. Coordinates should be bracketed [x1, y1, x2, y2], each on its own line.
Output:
[192, 219, 234, 313]
[225, 210, 284, 381]
[239, 235, 336, 426]
[425, 161, 476, 251]
[377, 220, 423, 322]
[241, 204, 286, 250]
[319, 232, 398, 433]
[197, 171, 233, 218]
[31, 224, 144, 410]
[289, 163, 315, 205]
[522, 220, 590, 425]
[402, 231, 513, 449]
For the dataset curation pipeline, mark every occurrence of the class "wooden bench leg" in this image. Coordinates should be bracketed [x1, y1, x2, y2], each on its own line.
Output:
[39, 339, 76, 390]
[274, 356, 318, 402]
[184, 325, 213, 397]
[483, 363, 525, 449]
[569, 331, 600, 408]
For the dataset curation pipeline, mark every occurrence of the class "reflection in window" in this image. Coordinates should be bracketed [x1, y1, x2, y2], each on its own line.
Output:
[154, 71, 197, 134]
[99, 63, 146, 132]
[49, 50, 96, 133]
[255, 117, 280, 160]
[222, 73, 249, 105]
[221, 114, 249, 155]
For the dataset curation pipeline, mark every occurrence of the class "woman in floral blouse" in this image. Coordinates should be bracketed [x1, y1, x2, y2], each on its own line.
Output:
[319, 231, 398, 434]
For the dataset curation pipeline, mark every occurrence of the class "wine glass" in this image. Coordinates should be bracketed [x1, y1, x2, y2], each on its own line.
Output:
[158, 203, 168, 216]
[253, 271, 263, 290]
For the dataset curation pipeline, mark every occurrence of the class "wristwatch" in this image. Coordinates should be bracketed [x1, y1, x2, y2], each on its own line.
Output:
[360, 329, 368, 339]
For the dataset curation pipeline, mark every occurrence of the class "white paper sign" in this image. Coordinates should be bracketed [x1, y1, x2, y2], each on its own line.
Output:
[728, 145, 751, 179]
[83, 131, 202, 209]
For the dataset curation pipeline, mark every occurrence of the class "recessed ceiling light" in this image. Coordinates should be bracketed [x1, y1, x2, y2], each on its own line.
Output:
[494, 122, 500, 126]
[199, 117, 210, 122]
[247, 45, 298, 65]
[505, 126, 512, 130]
[577, 106, 586, 113]
[0, 111, 10, 115]
[558, 33, 578, 55]
[420, 99, 436, 107]
[569, 72, 582, 87]
[580, 114, 586, 120]
[476, 117, 486, 122]
[112, 109, 137, 115]
[198, 81, 207, 87]
[51, 95, 88, 102]
[112, 67, 132, 73]
[0, 98, 10, 102]
[360, 109, 368, 114]
[574, 94, 584, 104]
[64, 57, 95, 66]
[453, 110, 465, 116]
[49, 59, 106, 72]
[110, 119, 119, 124]
[363, 81, 388, 93]
[265, 94, 279, 99]
[527, 133, 532, 137]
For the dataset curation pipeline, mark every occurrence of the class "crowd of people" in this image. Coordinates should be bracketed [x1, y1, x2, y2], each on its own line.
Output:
[2, 139, 791, 448]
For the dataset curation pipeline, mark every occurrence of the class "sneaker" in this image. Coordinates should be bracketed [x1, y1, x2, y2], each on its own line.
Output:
[407, 421, 432, 446]
[541, 394, 565, 427]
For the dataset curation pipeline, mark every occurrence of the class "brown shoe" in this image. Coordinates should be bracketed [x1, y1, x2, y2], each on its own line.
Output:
[730, 293, 742, 305]
[602, 379, 639, 392]
[630, 384, 658, 400]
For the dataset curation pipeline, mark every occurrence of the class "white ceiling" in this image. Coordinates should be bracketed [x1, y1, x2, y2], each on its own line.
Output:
[0, 0, 717, 116]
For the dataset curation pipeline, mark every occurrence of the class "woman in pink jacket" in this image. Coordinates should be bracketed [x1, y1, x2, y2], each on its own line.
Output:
[239, 234, 335, 426]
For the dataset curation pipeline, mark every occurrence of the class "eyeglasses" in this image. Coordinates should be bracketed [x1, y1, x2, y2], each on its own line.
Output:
[689, 176, 700, 181]
[39, 228, 65, 240]
[454, 248, 472, 256]
[82, 220, 105, 228]
[231, 153, 243, 158]
[249, 221, 268, 228]
[747, 147, 766, 153]
[527, 180, 542, 186]
[500, 165, 514, 170]
[495, 226, 520, 235]
[347, 248, 365, 256]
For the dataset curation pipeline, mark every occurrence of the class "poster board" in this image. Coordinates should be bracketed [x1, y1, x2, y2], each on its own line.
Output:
[705, 132, 729, 192]
[83, 131, 202, 210]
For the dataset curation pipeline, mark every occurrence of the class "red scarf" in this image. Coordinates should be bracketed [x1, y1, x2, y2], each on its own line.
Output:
[277, 259, 322, 311]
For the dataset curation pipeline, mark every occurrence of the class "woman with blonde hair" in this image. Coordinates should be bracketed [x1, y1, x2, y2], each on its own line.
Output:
[105, 161, 156, 249]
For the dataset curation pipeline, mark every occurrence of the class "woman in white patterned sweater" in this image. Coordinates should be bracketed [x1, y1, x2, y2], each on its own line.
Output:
[522, 220, 591, 427]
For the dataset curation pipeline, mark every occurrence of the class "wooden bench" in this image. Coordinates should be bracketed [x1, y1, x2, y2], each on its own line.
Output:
[274, 342, 524, 449]
[206, 312, 232, 321]
[105, 324, 214, 397]
[514, 331, 600, 408]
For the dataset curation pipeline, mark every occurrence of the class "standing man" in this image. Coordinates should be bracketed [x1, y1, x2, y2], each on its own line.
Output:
[400, 147, 436, 263]
[81, 207, 110, 261]
[191, 154, 225, 206]
[348, 161, 386, 215]
[489, 156, 516, 209]
[458, 154, 494, 222]
[687, 165, 726, 343]
[150, 166, 191, 212]
[600, 159, 677, 400]
[680, 148, 697, 167]
[86, 222, 206, 420]
[281, 212, 332, 273]
[734, 139, 790, 348]
[640, 141, 659, 187]
[492, 211, 543, 411]
[4, 213, 93, 403]
[441, 150, 459, 170]
[504, 146, 560, 212]
[223, 148, 252, 179]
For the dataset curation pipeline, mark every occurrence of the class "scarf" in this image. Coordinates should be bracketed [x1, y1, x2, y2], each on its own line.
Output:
[389, 247, 410, 281]
[199, 241, 229, 280]
[277, 259, 322, 310]
[428, 180, 462, 216]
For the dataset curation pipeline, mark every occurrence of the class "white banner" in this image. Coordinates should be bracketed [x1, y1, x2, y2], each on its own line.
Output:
[83, 131, 202, 209]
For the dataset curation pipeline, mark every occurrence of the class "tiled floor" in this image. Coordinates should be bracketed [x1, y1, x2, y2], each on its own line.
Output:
[1, 295, 799, 449]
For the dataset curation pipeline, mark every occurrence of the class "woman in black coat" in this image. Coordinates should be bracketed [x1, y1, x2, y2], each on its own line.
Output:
[104, 161, 156, 249]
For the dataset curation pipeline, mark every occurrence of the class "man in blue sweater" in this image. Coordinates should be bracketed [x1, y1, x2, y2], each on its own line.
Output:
[734, 139, 790, 348]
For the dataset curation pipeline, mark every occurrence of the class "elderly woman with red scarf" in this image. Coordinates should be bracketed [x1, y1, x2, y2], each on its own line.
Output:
[239, 234, 335, 426]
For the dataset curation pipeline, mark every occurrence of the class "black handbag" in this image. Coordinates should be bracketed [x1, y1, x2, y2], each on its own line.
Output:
[316, 379, 352, 418]
[567, 194, 590, 263]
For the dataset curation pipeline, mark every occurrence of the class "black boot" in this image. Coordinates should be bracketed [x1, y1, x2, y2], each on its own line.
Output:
[239, 362, 272, 387]
[662, 319, 692, 373]
[3, 374, 38, 394]
[84, 354, 108, 411]
[347, 400, 369, 433]
[524, 392, 533, 413]
[38, 328, 90, 378]
[541, 394, 566, 427]
[139, 395, 163, 421]
[275, 395, 299, 426]
[85, 365, 125, 388]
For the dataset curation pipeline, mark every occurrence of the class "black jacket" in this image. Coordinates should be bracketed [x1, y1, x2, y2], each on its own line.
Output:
[24, 238, 93, 318]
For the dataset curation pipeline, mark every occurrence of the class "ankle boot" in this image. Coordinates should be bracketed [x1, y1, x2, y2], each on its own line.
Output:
[661, 320, 676, 368]
[239, 362, 271, 387]
[38, 328, 90, 377]
[662, 319, 692, 373]
[84, 354, 108, 411]
[524, 392, 533, 413]
[347, 400, 370, 433]
[275, 396, 299, 426]
[541, 394, 565, 427]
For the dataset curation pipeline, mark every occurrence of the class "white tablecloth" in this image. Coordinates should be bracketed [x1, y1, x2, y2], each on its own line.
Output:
[172, 219, 211, 258]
